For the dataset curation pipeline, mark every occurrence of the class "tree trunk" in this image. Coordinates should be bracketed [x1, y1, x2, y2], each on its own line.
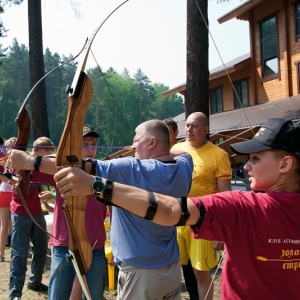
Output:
[186, 0, 209, 120]
[28, 0, 50, 139]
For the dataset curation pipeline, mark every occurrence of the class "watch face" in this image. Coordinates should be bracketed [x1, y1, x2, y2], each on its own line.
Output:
[92, 179, 105, 195]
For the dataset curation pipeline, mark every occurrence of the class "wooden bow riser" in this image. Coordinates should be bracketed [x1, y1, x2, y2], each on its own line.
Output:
[13, 108, 60, 238]
[56, 71, 93, 273]
[14, 108, 31, 202]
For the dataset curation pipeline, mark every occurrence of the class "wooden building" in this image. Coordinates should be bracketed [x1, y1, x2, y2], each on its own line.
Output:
[163, 0, 300, 180]
[104, 0, 300, 186]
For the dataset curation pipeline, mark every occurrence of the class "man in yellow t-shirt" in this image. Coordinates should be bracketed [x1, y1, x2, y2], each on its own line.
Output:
[172, 112, 232, 300]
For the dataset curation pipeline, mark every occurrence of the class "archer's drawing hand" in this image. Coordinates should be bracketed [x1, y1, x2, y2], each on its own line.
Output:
[54, 167, 94, 199]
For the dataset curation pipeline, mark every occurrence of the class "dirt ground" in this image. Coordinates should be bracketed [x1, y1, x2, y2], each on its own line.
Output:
[0, 247, 222, 300]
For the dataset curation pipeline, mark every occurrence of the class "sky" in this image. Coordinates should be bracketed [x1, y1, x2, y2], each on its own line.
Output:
[1, 0, 249, 88]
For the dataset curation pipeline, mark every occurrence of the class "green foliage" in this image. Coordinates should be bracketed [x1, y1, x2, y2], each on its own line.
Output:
[0, 39, 29, 139]
[0, 0, 24, 53]
[0, 39, 184, 157]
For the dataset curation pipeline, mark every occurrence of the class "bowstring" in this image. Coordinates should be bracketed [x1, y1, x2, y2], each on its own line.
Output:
[90, 49, 132, 133]
[204, 250, 225, 300]
[16, 39, 88, 119]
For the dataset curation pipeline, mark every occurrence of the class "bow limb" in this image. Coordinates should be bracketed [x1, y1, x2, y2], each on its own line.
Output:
[10, 37, 89, 237]
[12, 109, 59, 239]
[13, 109, 42, 229]
[13, 109, 33, 221]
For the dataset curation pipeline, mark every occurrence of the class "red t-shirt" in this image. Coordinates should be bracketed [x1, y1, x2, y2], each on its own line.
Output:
[190, 190, 300, 299]
[10, 171, 55, 216]
[48, 193, 107, 250]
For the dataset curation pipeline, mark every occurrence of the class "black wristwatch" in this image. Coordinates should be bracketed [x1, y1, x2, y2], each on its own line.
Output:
[91, 176, 105, 198]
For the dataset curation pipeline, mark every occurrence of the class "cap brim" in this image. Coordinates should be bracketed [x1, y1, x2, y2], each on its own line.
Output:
[230, 139, 271, 155]
[83, 132, 99, 138]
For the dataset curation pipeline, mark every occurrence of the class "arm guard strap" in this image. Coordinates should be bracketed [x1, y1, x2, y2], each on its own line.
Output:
[82, 158, 97, 175]
[175, 197, 190, 226]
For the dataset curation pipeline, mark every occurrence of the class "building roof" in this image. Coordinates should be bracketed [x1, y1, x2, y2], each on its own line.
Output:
[176, 96, 300, 138]
[102, 96, 300, 161]
[162, 53, 251, 98]
[218, 0, 264, 24]
[162, 83, 186, 98]
[209, 53, 251, 76]
[211, 96, 300, 132]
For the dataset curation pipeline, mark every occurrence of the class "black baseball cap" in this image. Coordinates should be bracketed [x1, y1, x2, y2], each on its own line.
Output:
[83, 124, 99, 138]
[230, 118, 300, 155]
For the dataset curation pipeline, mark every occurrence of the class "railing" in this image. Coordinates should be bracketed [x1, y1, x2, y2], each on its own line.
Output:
[231, 161, 251, 191]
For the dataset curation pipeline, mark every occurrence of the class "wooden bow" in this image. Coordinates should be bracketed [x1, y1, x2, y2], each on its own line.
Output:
[9, 34, 91, 238]
[13, 108, 58, 236]
[55, 76, 93, 299]
[13, 109, 58, 240]
[55, 49, 93, 298]
[13, 108, 34, 221]
[9, 32, 93, 300]
[55, 2, 130, 298]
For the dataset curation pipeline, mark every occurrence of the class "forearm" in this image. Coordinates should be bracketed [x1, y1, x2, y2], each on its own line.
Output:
[25, 155, 57, 175]
[54, 166, 200, 227]
[100, 181, 200, 226]
[38, 156, 57, 174]
[8, 150, 57, 174]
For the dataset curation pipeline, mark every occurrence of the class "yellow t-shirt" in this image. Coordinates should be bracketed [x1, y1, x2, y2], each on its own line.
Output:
[173, 141, 232, 269]
[172, 141, 232, 197]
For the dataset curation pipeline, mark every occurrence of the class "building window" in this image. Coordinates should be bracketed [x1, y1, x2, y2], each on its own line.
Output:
[213, 137, 224, 145]
[295, 3, 300, 37]
[233, 79, 249, 108]
[210, 87, 223, 113]
[260, 16, 278, 78]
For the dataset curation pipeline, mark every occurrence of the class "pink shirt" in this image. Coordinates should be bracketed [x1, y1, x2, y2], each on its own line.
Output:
[191, 190, 300, 299]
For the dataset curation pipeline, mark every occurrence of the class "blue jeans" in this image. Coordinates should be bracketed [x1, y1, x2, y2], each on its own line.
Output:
[9, 213, 48, 299]
[48, 246, 106, 300]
